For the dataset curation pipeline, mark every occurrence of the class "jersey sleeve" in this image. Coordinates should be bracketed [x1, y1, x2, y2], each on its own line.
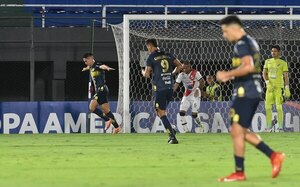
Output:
[95, 62, 103, 70]
[235, 40, 251, 58]
[175, 73, 182, 83]
[195, 71, 203, 81]
[263, 59, 269, 70]
[282, 60, 288, 72]
[146, 55, 153, 67]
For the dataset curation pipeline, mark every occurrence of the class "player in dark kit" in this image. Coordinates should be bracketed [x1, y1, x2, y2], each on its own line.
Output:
[82, 53, 121, 134]
[216, 16, 285, 182]
[142, 39, 182, 144]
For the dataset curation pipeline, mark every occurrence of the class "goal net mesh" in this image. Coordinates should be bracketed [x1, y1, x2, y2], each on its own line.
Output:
[111, 18, 300, 133]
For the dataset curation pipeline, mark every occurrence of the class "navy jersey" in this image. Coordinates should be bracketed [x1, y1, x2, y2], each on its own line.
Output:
[232, 35, 262, 99]
[146, 50, 176, 91]
[90, 62, 106, 90]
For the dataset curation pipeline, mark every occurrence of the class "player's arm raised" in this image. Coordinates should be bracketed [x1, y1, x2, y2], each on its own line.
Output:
[172, 59, 183, 75]
[217, 55, 254, 82]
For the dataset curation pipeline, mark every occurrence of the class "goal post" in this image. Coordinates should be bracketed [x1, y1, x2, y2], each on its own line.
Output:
[123, 16, 131, 133]
[115, 14, 300, 133]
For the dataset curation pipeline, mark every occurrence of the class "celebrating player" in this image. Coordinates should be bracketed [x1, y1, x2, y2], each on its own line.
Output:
[216, 16, 285, 182]
[173, 61, 205, 133]
[263, 45, 291, 132]
[142, 38, 182, 144]
[82, 53, 121, 134]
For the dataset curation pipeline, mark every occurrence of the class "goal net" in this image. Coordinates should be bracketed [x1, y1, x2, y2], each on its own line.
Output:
[111, 15, 300, 133]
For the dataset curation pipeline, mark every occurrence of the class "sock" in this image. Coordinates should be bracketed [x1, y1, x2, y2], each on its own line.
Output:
[234, 155, 244, 172]
[180, 115, 187, 125]
[195, 117, 202, 126]
[93, 108, 110, 121]
[160, 115, 175, 136]
[265, 104, 272, 128]
[256, 141, 274, 158]
[276, 104, 283, 128]
[105, 111, 119, 128]
[192, 114, 201, 126]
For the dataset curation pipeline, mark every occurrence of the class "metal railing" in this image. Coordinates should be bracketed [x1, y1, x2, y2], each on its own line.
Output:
[1, 4, 300, 27]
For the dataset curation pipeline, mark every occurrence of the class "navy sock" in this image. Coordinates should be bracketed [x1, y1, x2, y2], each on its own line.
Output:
[160, 115, 175, 136]
[256, 141, 274, 158]
[234, 155, 244, 172]
[93, 108, 110, 121]
[106, 111, 119, 128]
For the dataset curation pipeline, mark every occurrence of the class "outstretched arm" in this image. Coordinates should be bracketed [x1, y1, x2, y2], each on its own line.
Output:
[82, 66, 90, 72]
[99, 64, 115, 71]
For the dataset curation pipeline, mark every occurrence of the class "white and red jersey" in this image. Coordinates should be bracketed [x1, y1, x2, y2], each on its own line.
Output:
[176, 69, 203, 96]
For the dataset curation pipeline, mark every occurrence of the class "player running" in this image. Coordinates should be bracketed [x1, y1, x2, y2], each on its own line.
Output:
[142, 38, 182, 144]
[173, 61, 205, 133]
[263, 45, 291, 132]
[82, 53, 121, 134]
[216, 16, 285, 182]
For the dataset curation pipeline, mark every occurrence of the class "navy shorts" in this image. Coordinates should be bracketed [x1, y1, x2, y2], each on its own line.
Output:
[230, 97, 260, 128]
[154, 89, 173, 110]
[93, 85, 109, 105]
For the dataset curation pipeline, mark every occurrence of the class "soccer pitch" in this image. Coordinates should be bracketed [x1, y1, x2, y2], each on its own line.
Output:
[0, 133, 299, 187]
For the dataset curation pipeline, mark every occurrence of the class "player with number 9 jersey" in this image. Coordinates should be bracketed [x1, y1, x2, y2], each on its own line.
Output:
[142, 38, 182, 144]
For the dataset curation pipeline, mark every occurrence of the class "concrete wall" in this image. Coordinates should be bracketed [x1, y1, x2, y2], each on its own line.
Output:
[0, 27, 118, 101]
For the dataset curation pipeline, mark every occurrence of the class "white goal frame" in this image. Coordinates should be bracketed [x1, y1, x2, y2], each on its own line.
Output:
[122, 14, 300, 133]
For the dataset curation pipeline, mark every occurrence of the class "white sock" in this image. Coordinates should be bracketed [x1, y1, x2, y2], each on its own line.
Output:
[195, 117, 201, 126]
[194, 115, 202, 126]
[180, 115, 187, 125]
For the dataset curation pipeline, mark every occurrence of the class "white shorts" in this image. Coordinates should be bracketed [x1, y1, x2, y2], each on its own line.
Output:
[179, 89, 201, 113]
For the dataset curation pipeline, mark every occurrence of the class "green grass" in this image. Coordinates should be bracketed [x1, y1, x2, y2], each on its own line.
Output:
[0, 133, 299, 187]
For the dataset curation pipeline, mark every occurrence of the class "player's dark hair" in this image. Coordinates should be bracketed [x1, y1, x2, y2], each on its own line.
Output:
[220, 15, 243, 27]
[271, 45, 281, 51]
[183, 61, 191, 65]
[206, 75, 214, 79]
[83, 52, 93, 58]
[146, 38, 158, 47]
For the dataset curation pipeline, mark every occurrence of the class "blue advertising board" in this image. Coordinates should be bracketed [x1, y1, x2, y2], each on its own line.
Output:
[0, 101, 299, 134]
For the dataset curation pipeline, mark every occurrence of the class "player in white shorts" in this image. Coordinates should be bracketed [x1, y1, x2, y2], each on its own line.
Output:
[173, 61, 205, 132]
